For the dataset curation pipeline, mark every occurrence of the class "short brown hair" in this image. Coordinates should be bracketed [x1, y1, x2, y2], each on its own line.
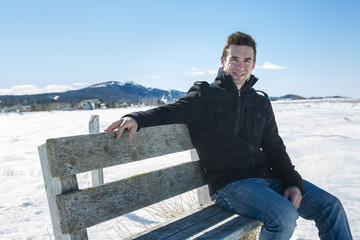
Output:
[222, 32, 257, 60]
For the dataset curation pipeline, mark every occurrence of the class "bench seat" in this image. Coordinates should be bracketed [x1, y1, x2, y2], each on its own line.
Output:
[134, 203, 261, 240]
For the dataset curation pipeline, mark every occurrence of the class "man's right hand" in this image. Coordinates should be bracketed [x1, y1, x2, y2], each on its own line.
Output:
[105, 117, 138, 140]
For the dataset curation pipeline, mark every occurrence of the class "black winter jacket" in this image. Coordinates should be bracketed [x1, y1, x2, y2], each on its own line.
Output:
[126, 68, 302, 196]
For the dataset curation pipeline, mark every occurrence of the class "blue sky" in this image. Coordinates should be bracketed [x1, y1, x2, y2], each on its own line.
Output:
[0, 0, 359, 97]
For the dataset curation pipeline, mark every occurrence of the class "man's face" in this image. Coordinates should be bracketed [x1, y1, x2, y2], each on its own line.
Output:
[221, 45, 256, 89]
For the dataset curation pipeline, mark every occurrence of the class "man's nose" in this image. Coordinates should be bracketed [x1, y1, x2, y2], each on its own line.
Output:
[235, 61, 245, 68]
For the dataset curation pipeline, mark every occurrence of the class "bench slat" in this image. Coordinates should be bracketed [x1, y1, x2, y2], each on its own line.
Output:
[56, 160, 207, 234]
[193, 215, 261, 240]
[46, 124, 194, 177]
[133, 203, 261, 240]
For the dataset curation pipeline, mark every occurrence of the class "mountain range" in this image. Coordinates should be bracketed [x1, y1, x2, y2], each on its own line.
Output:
[0, 81, 311, 107]
[0, 81, 187, 105]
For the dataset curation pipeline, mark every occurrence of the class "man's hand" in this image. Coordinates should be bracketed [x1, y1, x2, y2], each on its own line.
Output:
[105, 117, 138, 140]
[284, 186, 302, 209]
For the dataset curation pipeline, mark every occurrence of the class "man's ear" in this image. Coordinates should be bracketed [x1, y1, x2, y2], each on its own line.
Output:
[252, 59, 256, 70]
[221, 56, 225, 67]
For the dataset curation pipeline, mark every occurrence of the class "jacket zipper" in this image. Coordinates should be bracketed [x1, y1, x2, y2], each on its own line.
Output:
[234, 90, 241, 135]
[235, 89, 256, 168]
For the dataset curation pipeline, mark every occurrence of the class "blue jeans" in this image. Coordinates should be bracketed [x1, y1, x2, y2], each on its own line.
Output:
[212, 178, 352, 240]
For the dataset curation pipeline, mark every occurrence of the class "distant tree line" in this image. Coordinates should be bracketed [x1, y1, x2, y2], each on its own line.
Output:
[2, 95, 346, 113]
[0, 98, 165, 113]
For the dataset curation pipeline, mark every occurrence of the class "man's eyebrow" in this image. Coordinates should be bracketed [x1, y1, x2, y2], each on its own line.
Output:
[244, 57, 253, 61]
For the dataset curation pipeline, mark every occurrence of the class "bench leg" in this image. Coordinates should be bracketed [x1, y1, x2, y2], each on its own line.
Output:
[38, 144, 89, 240]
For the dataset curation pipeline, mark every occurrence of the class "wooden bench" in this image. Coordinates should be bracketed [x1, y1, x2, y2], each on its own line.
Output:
[38, 119, 261, 239]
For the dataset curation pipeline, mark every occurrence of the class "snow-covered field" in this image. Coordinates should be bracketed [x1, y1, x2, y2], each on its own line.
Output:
[1, 98, 359, 240]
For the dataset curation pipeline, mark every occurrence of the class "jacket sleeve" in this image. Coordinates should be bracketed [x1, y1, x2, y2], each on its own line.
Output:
[123, 84, 204, 130]
[261, 100, 303, 192]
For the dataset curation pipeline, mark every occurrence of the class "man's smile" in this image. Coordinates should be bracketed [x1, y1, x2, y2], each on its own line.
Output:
[233, 71, 246, 77]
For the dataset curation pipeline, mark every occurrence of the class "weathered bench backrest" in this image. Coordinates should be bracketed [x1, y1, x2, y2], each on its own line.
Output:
[38, 124, 208, 237]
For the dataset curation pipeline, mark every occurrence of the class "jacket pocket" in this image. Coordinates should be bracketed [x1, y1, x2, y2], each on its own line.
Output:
[244, 106, 267, 138]
[206, 102, 234, 133]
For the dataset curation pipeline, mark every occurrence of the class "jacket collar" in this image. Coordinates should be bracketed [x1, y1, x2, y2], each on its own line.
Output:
[214, 68, 258, 93]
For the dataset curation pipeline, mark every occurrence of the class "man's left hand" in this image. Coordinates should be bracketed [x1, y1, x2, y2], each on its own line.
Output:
[284, 186, 302, 209]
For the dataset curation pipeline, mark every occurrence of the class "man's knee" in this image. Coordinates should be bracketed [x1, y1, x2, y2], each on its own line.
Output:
[260, 206, 298, 239]
[265, 205, 299, 232]
[326, 194, 347, 216]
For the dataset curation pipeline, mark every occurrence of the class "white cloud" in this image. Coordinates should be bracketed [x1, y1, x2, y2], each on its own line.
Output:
[0, 84, 75, 96]
[73, 82, 89, 86]
[185, 67, 206, 77]
[43, 84, 74, 93]
[256, 62, 286, 70]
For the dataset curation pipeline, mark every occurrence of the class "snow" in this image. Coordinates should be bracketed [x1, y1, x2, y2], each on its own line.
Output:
[0, 99, 359, 240]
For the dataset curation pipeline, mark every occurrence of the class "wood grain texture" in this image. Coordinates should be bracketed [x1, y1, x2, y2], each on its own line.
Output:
[88, 115, 104, 186]
[46, 124, 194, 177]
[40, 123, 259, 239]
[56, 160, 207, 234]
[38, 144, 89, 240]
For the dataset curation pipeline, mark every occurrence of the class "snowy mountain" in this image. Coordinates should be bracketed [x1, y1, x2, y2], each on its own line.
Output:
[0, 81, 186, 105]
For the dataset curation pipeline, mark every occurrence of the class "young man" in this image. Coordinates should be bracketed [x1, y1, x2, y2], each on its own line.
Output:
[106, 32, 353, 239]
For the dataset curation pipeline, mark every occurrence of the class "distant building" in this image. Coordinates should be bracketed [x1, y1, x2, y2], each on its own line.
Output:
[0, 105, 31, 112]
[78, 99, 105, 110]
[160, 90, 175, 104]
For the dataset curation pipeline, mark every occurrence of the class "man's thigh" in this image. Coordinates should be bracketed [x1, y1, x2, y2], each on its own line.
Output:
[213, 178, 298, 222]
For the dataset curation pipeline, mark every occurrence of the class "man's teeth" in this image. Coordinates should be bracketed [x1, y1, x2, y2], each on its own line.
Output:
[234, 72, 244, 76]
